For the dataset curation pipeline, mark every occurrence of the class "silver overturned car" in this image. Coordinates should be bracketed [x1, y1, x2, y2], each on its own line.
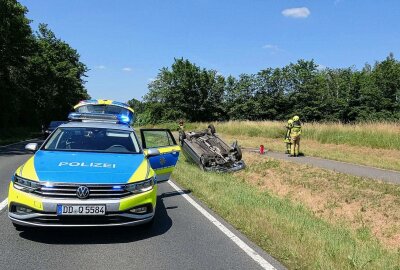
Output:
[178, 124, 245, 172]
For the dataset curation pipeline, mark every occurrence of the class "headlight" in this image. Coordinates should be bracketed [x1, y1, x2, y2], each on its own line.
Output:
[13, 175, 41, 192]
[124, 177, 154, 194]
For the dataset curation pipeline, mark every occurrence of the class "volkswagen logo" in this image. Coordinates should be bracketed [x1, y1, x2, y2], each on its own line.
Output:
[76, 186, 90, 199]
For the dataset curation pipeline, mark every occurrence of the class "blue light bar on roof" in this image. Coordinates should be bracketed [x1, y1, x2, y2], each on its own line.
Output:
[68, 112, 131, 125]
[117, 115, 130, 124]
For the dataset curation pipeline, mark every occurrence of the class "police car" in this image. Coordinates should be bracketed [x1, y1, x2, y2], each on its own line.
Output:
[8, 100, 180, 229]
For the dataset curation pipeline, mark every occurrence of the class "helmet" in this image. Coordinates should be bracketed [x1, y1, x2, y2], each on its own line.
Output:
[287, 119, 293, 124]
[293, 115, 300, 121]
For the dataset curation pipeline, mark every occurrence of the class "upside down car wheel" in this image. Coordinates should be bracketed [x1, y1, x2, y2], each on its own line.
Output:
[208, 124, 216, 135]
[234, 145, 242, 160]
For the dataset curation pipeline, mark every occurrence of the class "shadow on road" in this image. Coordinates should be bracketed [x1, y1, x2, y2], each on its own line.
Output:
[18, 189, 191, 245]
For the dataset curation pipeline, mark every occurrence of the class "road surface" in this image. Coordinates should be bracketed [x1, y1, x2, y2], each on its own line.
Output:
[0, 140, 284, 270]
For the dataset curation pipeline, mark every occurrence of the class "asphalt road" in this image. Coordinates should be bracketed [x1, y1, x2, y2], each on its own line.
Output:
[0, 140, 284, 270]
[243, 148, 400, 184]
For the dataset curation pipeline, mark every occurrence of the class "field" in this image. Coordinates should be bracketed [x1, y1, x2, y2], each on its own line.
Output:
[145, 121, 400, 171]
[172, 153, 400, 269]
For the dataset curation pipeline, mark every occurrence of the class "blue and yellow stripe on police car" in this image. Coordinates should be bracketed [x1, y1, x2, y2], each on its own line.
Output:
[127, 159, 154, 182]
[18, 156, 39, 181]
[9, 157, 42, 210]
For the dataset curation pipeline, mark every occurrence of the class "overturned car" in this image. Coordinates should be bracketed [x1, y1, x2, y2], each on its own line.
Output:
[178, 125, 245, 172]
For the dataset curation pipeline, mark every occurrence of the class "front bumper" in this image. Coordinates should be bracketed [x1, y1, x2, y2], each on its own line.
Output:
[8, 183, 157, 227]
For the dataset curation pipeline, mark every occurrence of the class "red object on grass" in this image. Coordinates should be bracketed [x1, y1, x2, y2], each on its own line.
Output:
[260, 145, 264, 154]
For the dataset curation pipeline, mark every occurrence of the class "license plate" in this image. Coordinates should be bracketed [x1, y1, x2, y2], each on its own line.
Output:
[57, 205, 106, 216]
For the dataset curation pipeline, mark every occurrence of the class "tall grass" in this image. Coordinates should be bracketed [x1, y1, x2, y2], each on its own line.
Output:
[145, 121, 400, 150]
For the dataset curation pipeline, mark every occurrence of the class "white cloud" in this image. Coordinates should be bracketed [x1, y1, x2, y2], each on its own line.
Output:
[262, 44, 284, 54]
[263, 44, 279, 50]
[96, 65, 106, 69]
[282, 7, 310, 18]
[317, 64, 326, 70]
[122, 67, 132, 72]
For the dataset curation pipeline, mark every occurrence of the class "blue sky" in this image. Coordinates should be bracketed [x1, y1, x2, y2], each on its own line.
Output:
[20, 0, 400, 102]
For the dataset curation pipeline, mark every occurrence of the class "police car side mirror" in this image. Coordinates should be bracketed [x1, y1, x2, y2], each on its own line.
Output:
[146, 148, 160, 158]
[25, 143, 38, 152]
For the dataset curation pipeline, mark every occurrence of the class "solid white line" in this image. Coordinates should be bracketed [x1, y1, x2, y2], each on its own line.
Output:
[0, 199, 8, 212]
[167, 180, 276, 270]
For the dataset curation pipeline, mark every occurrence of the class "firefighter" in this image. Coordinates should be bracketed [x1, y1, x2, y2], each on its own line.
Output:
[284, 119, 293, 154]
[176, 119, 183, 131]
[290, 115, 302, 157]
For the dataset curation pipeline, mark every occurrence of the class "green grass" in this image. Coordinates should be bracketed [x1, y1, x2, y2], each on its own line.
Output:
[144, 121, 400, 151]
[0, 127, 40, 146]
[171, 156, 400, 269]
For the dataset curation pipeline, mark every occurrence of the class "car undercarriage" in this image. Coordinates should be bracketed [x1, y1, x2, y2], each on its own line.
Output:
[179, 125, 245, 172]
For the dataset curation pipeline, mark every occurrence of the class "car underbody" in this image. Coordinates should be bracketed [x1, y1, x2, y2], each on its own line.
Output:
[179, 125, 245, 172]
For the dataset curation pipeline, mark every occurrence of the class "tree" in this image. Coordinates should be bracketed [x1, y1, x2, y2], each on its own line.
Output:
[136, 54, 400, 124]
[144, 58, 225, 122]
[25, 24, 89, 126]
[0, 0, 34, 126]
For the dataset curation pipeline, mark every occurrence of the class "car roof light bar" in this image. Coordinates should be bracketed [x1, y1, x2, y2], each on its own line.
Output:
[68, 112, 131, 125]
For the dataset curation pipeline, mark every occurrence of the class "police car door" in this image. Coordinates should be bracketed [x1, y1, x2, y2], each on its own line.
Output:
[140, 129, 180, 182]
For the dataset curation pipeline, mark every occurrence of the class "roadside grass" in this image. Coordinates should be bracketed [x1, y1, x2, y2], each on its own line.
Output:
[172, 153, 400, 269]
[0, 127, 40, 146]
[144, 121, 400, 171]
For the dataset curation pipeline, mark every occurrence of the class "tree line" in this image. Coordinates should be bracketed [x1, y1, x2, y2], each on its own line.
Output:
[131, 56, 400, 124]
[0, 0, 88, 129]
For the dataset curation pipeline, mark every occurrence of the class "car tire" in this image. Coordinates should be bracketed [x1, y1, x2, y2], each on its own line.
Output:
[200, 155, 209, 166]
[12, 223, 25, 231]
[208, 124, 216, 135]
[234, 145, 242, 161]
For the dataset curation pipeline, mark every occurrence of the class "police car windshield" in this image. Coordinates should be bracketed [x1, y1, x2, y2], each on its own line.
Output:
[43, 127, 140, 154]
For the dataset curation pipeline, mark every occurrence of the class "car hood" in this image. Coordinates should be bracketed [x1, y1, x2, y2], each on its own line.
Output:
[29, 150, 146, 184]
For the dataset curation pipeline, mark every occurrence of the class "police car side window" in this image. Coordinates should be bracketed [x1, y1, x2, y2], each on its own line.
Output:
[143, 130, 174, 148]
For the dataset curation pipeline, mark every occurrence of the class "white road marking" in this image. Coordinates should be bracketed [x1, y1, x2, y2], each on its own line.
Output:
[167, 180, 276, 270]
[0, 199, 8, 212]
